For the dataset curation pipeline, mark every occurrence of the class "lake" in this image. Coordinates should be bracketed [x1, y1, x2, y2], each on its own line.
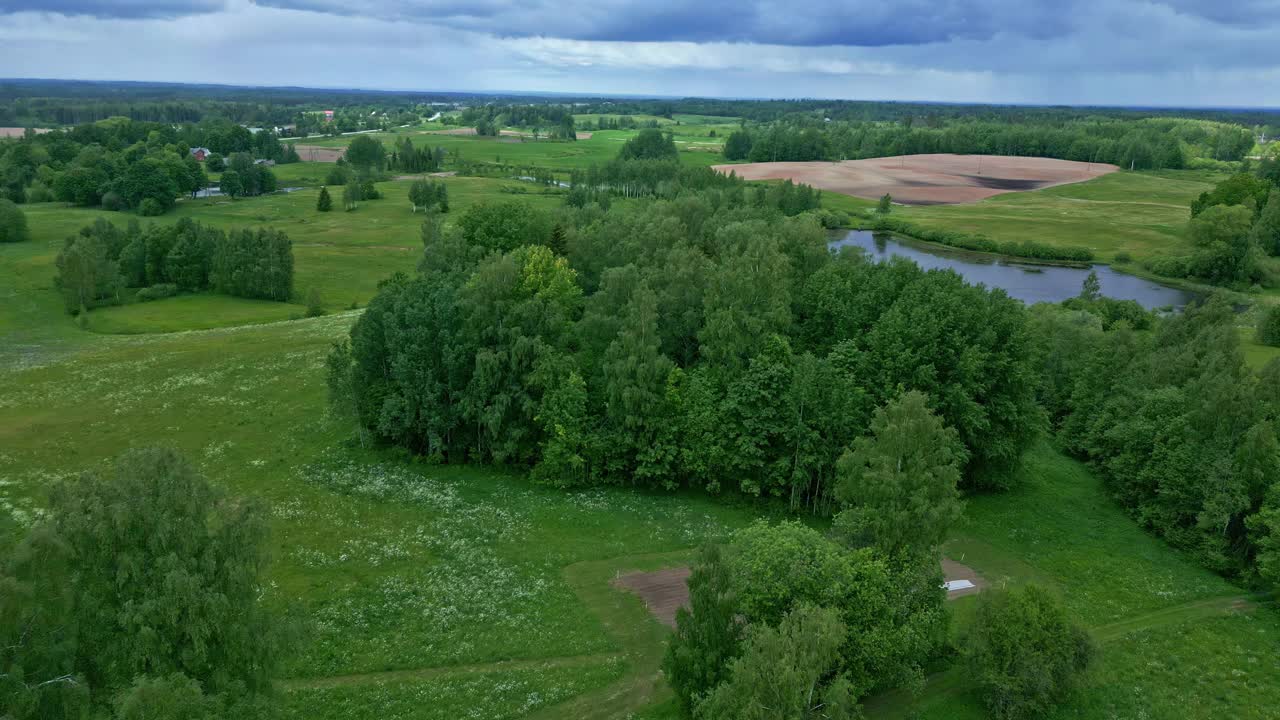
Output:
[829, 230, 1196, 309]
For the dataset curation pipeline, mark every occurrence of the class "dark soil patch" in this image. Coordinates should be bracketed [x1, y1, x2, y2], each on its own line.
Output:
[612, 567, 692, 628]
[962, 175, 1046, 191]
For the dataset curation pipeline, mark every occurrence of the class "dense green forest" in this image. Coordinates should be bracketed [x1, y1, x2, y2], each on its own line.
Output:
[1034, 295, 1280, 582]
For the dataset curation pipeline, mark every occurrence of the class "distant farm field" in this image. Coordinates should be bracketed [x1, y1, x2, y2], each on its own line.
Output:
[717, 154, 1120, 205]
[895, 168, 1220, 262]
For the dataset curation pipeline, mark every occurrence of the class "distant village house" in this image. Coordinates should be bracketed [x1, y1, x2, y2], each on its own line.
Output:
[190, 147, 211, 161]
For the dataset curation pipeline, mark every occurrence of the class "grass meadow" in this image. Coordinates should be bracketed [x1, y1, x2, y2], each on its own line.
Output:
[8, 176, 565, 336]
[0, 295, 1274, 719]
[300, 127, 728, 172]
[896, 170, 1220, 263]
[4, 151, 1279, 718]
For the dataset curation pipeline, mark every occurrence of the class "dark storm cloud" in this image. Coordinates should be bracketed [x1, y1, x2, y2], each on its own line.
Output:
[249, 0, 1280, 46]
[1158, 0, 1280, 25]
[252, 0, 1073, 46]
[0, 0, 224, 19]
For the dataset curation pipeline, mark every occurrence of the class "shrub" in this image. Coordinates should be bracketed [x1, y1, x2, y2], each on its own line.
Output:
[812, 208, 850, 229]
[305, 287, 325, 318]
[25, 180, 55, 203]
[101, 191, 126, 211]
[871, 216, 1094, 263]
[137, 198, 165, 217]
[325, 165, 350, 186]
[1258, 305, 1280, 347]
[1113, 251, 1132, 264]
[0, 198, 29, 243]
[964, 584, 1094, 720]
[1143, 254, 1191, 279]
[136, 283, 178, 302]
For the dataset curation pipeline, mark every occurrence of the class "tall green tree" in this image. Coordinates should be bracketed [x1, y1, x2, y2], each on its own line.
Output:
[0, 197, 30, 243]
[699, 232, 791, 370]
[316, 185, 332, 212]
[1187, 204, 1262, 284]
[1252, 190, 1280, 256]
[344, 135, 386, 173]
[833, 390, 965, 559]
[694, 604, 855, 720]
[963, 585, 1094, 720]
[664, 544, 744, 717]
[599, 282, 675, 482]
[722, 130, 753, 161]
[45, 448, 281, 695]
[54, 231, 122, 312]
[342, 178, 360, 211]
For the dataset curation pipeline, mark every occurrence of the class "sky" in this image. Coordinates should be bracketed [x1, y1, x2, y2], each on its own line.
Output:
[1, 0, 1279, 107]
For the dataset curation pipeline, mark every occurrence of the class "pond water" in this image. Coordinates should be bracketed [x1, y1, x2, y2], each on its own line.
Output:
[193, 186, 304, 198]
[829, 230, 1196, 309]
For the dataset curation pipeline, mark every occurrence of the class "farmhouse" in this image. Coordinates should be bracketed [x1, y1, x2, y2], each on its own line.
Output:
[189, 147, 211, 161]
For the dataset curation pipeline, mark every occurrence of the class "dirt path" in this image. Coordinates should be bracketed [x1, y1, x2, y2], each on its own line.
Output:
[1049, 195, 1189, 210]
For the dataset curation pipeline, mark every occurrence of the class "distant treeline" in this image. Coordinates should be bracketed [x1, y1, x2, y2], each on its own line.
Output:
[54, 218, 293, 312]
[578, 96, 1280, 130]
[6, 78, 1277, 138]
[460, 104, 577, 139]
[721, 117, 1253, 169]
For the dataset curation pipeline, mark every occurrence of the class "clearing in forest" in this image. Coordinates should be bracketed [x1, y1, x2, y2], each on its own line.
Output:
[715, 154, 1119, 205]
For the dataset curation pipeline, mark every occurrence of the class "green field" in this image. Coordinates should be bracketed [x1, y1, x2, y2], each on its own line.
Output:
[6, 152, 1280, 719]
[300, 127, 727, 172]
[1, 294, 1276, 718]
[7, 176, 565, 336]
[896, 170, 1218, 263]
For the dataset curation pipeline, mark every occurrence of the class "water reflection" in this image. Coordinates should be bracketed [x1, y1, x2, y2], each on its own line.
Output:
[829, 230, 1196, 309]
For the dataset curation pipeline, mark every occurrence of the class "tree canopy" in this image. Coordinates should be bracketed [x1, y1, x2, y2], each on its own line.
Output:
[0, 447, 281, 718]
